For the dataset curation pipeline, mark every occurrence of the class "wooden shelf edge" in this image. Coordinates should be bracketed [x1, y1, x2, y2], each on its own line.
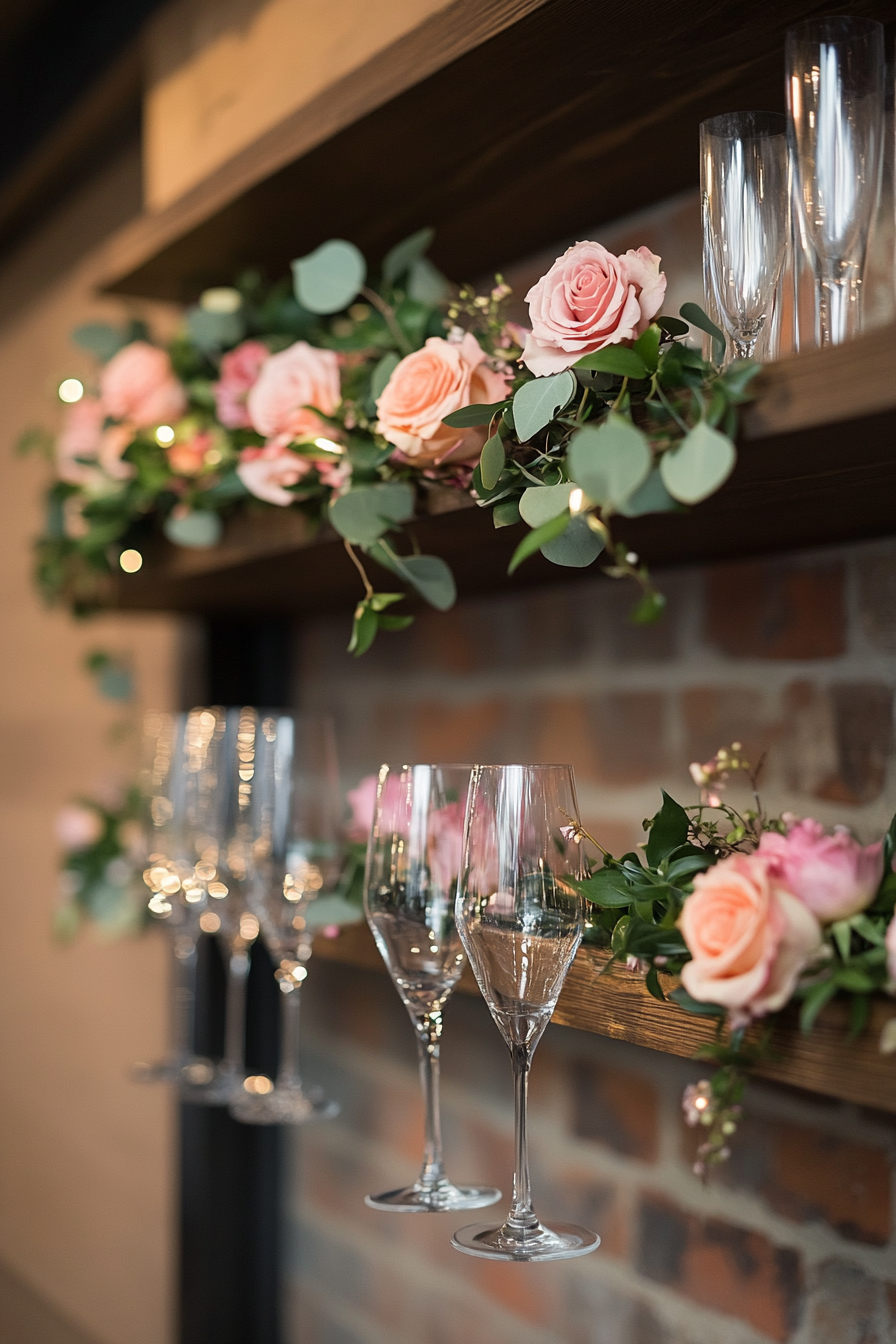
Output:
[312, 921, 896, 1114]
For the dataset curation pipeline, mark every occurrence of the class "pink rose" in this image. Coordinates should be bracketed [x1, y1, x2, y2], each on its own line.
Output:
[522, 242, 667, 376]
[236, 443, 312, 506]
[56, 804, 103, 850]
[168, 431, 213, 477]
[347, 775, 378, 842]
[215, 340, 269, 429]
[758, 820, 883, 923]
[679, 852, 822, 1020]
[100, 342, 187, 428]
[246, 341, 340, 443]
[57, 397, 104, 484]
[98, 423, 136, 481]
[886, 913, 896, 982]
[376, 333, 511, 466]
[427, 801, 466, 892]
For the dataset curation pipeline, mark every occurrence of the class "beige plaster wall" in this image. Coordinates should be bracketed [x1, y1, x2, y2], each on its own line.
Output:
[144, 0, 454, 209]
[0, 144, 182, 1344]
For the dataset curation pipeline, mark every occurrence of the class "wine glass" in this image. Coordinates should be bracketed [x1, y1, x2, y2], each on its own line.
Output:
[786, 17, 885, 346]
[229, 711, 341, 1125]
[701, 111, 789, 361]
[452, 764, 599, 1261]
[364, 763, 501, 1213]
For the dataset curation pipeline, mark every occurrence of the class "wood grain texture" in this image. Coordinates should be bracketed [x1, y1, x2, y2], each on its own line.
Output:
[110, 324, 896, 614]
[313, 921, 896, 1114]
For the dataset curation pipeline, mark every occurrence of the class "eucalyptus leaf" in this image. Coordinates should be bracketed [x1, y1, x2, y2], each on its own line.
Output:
[616, 468, 678, 518]
[540, 513, 604, 568]
[382, 227, 435, 285]
[508, 512, 570, 574]
[680, 302, 726, 364]
[292, 239, 366, 314]
[492, 499, 521, 528]
[71, 322, 127, 363]
[519, 481, 575, 527]
[163, 510, 223, 549]
[574, 346, 648, 379]
[186, 306, 244, 352]
[408, 256, 449, 305]
[442, 400, 507, 429]
[370, 351, 401, 402]
[348, 602, 379, 657]
[328, 481, 414, 545]
[479, 433, 505, 491]
[512, 370, 576, 442]
[387, 552, 457, 610]
[567, 415, 651, 509]
[660, 422, 736, 504]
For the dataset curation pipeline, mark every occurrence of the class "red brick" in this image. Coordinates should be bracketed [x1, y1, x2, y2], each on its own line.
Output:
[637, 1195, 803, 1341]
[680, 686, 768, 771]
[718, 1116, 892, 1246]
[805, 1259, 894, 1344]
[413, 697, 510, 764]
[464, 1254, 564, 1326]
[547, 1165, 630, 1259]
[815, 683, 894, 806]
[532, 695, 600, 782]
[705, 557, 845, 659]
[571, 1059, 660, 1162]
[588, 691, 668, 785]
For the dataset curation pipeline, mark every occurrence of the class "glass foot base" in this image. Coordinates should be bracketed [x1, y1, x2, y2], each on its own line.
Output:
[228, 1082, 339, 1126]
[366, 1182, 502, 1213]
[451, 1219, 600, 1261]
[132, 1057, 241, 1104]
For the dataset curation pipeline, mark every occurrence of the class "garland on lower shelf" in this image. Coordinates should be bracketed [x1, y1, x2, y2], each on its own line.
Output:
[572, 746, 896, 1177]
[23, 229, 758, 653]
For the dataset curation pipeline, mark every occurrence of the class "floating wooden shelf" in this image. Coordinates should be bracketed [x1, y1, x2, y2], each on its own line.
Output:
[112, 324, 896, 615]
[312, 920, 896, 1115]
[99, 0, 892, 305]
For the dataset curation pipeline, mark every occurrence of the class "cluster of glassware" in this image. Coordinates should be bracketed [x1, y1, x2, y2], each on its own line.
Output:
[135, 707, 344, 1124]
[701, 16, 886, 357]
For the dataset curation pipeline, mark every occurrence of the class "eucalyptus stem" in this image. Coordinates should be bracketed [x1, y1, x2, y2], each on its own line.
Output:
[344, 539, 374, 599]
[361, 286, 412, 354]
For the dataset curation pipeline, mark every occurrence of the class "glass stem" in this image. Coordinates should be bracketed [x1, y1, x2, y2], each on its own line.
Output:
[817, 264, 862, 348]
[223, 941, 250, 1075]
[506, 1044, 539, 1234]
[277, 981, 302, 1089]
[171, 932, 197, 1062]
[733, 338, 757, 360]
[414, 1011, 445, 1191]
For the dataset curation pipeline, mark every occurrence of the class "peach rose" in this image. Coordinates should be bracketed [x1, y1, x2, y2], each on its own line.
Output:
[236, 443, 313, 506]
[757, 819, 883, 923]
[347, 775, 378, 842]
[100, 342, 187, 428]
[246, 341, 340, 444]
[522, 241, 667, 376]
[376, 333, 511, 466]
[678, 853, 822, 1020]
[168, 431, 213, 477]
[215, 340, 269, 429]
[56, 397, 104, 484]
[56, 804, 103, 850]
[98, 423, 136, 481]
[886, 912, 896, 983]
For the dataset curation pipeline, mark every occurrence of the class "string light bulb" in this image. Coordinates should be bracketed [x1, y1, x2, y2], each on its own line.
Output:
[58, 378, 84, 403]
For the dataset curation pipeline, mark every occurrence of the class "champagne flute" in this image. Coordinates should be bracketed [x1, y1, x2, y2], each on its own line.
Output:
[230, 711, 341, 1125]
[452, 764, 599, 1261]
[786, 17, 885, 346]
[700, 111, 789, 361]
[364, 763, 501, 1213]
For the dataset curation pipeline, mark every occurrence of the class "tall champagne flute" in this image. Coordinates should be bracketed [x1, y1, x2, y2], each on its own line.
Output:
[230, 711, 341, 1125]
[701, 111, 789, 360]
[452, 764, 599, 1261]
[786, 17, 885, 346]
[364, 764, 501, 1213]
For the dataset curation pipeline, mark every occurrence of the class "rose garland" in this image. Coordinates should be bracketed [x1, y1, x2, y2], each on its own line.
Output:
[24, 230, 757, 652]
[571, 746, 896, 1176]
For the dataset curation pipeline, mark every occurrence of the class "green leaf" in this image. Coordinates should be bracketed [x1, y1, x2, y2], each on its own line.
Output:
[292, 239, 366, 314]
[512, 370, 577, 442]
[391, 553, 457, 610]
[71, 322, 126, 362]
[348, 602, 379, 657]
[479, 433, 506, 492]
[881, 812, 896, 873]
[574, 346, 648, 378]
[646, 791, 690, 867]
[519, 482, 575, 527]
[163, 511, 223, 548]
[660, 422, 736, 505]
[408, 256, 449, 305]
[656, 315, 690, 337]
[830, 920, 853, 962]
[186, 306, 244, 352]
[540, 513, 604, 568]
[665, 854, 712, 883]
[632, 326, 661, 373]
[680, 302, 726, 364]
[382, 227, 435, 285]
[833, 967, 876, 992]
[328, 482, 414, 545]
[442, 400, 508, 429]
[669, 986, 726, 1018]
[645, 966, 666, 1001]
[508, 512, 570, 575]
[848, 992, 871, 1041]
[369, 592, 406, 612]
[492, 499, 521, 528]
[720, 359, 762, 398]
[377, 613, 415, 632]
[370, 352, 401, 402]
[799, 977, 838, 1032]
[567, 415, 651, 509]
[852, 914, 887, 947]
[616, 468, 678, 518]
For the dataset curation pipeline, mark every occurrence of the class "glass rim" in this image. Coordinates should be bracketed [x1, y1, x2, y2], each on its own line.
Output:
[700, 111, 786, 138]
[378, 761, 474, 771]
[469, 762, 578, 771]
[786, 15, 883, 44]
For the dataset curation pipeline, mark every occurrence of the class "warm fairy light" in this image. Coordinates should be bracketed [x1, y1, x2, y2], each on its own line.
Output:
[58, 378, 84, 403]
[568, 487, 584, 514]
[155, 425, 175, 446]
[199, 911, 221, 933]
[694, 1095, 709, 1111]
[208, 881, 228, 899]
[239, 912, 259, 940]
[314, 437, 343, 455]
[119, 549, 143, 573]
[243, 1074, 274, 1095]
[200, 287, 242, 314]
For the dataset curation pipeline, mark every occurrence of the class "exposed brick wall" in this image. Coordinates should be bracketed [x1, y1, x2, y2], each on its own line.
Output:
[288, 536, 896, 1342]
